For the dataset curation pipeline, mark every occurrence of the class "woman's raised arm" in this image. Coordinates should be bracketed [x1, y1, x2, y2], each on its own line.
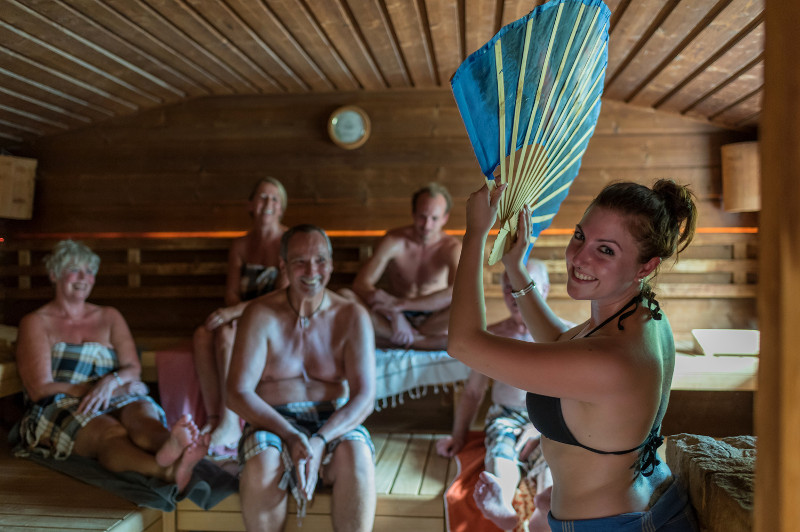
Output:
[501, 206, 570, 343]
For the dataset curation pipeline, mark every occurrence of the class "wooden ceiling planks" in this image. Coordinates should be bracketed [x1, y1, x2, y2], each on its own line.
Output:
[656, 21, 764, 115]
[266, 0, 361, 91]
[0, 0, 765, 152]
[348, 0, 411, 88]
[0, 69, 110, 137]
[1, 2, 167, 109]
[691, 61, 764, 119]
[605, 0, 723, 102]
[0, 38, 141, 118]
[184, 0, 308, 92]
[500, 0, 546, 26]
[711, 89, 761, 127]
[605, 0, 669, 81]
[102, 0, 251, 94]
[305, 0, 386, 89]
[0, 21, 156, 114]
[424, 0, 462, 85]
[16, 0, 196, 102]
[144, 0, 282, 93]
[224, 0, 332, 92]
[0, 76, 93, 136]
[464, 0, 497, 56]
[60, 0, 218, 97]
[0, 100, 67, 137]
[630, 0, 764, 109]
[385, 0, 437, 87]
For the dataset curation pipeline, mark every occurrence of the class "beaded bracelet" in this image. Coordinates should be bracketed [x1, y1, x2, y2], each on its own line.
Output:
[112, 371, 124, 386]
[511, 280, 536, 299]
[311, 433, 328, 446]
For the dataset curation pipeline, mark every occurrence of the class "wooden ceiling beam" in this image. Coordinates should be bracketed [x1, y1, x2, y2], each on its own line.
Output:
[305, 0, 387, 90]
[265, 0, 360, 92]
[348, 0, 411, 87]
[690, 61, 764, 119]
[17, 0, 208, 100]
[0, 0, 765, 150]
[0, 70, 107, 123]
[631, 0, 765, 107]
[657, 20, 764, 114]
[0, 23, 161, 110]
[425, 0, 462, 84]
[0, 87, 93, 132]
[2, 0, 184, 105]
[223, 0, 333, 92]
[184, 0, 309, 93]
[144, 0, 285, 93]
[385, 0, 437, 87]
[103, 0, 240, 94]
[709, 87, 762, 128]
[0, 43, 140, 114]
[604, 0, 681, 89]
[463, 0, 496, 56]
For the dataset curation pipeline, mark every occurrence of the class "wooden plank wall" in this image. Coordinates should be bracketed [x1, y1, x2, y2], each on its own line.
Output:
[0, 231, 757, 346]
[3, 90, 756, 233]
[0, 89, 758, 343]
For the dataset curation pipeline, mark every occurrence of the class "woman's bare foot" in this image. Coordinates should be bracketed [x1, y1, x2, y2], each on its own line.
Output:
[156, 414, 198, 467]
[473, 471, 519, 531]
[209, 410, 241, 449]
[173, 433, 210, 492]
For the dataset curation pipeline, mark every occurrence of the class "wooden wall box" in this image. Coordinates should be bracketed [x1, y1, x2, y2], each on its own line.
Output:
[721, 141, 760, 213]
[0, 155, 37, 219]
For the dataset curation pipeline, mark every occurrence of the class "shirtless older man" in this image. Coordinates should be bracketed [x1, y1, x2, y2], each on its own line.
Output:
[227, 224, 376, 532]
[346, 183, 461, 349]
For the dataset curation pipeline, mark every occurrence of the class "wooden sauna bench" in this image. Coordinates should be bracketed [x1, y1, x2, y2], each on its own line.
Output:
[0, 429, 163, 532]
[164, 432, 456, 532]
[2, 231, 758, 348]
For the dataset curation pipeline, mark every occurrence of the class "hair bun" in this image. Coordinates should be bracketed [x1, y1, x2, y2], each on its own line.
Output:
[652, 179, 697, 252]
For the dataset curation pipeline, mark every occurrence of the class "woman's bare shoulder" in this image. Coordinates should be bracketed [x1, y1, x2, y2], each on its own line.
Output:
[20, 306, 49, 330]
[98, 304, 125, 322]
[229, 234, 249, 254]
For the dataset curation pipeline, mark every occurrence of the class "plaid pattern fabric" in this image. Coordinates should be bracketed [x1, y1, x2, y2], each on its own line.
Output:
[239, 264, 279, 301]
[14, 342, 163, 460]
[238, 399, 374, 523]
[484, 404, 539, 467]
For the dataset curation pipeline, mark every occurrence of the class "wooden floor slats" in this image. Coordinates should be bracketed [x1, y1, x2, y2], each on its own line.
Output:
[173, 432, 454, 532]
[0, 431, 452, 532]
[0, 432, 161, 531]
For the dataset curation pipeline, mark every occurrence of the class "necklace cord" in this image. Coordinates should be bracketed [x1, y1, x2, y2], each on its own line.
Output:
[286, 288, 325, 328]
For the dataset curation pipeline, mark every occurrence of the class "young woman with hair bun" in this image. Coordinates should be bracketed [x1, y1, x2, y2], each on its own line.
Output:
[448, 180, 699, 531]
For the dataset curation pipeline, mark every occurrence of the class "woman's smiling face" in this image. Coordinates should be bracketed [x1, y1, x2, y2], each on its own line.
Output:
[55, 261, 96, 301]
[564, 206, 648, 303]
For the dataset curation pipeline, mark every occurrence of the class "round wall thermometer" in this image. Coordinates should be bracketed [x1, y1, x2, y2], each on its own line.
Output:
[328, 105, 371, 149]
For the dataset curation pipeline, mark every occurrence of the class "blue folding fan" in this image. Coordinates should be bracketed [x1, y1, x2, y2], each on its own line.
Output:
[451, 0, 610, 264]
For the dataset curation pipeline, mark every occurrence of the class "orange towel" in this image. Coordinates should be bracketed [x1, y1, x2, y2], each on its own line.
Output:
[444, 431, 537, 532]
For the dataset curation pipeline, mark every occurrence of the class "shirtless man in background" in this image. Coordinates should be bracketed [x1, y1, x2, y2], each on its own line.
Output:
[344, 183, 461, 350]
[227, 224, 376, 532]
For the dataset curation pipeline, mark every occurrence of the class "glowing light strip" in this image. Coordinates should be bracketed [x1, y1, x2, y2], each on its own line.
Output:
[3, 226, 758, 241]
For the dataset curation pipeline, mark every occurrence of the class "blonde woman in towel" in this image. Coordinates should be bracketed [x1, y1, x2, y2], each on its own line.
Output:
[192, 177, 289, 455]
[14, 240, 208, 491]
[449, 181, 699, 531]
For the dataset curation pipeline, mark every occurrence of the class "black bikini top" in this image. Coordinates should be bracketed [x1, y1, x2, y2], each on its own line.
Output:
[526, 293, 665, 476]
